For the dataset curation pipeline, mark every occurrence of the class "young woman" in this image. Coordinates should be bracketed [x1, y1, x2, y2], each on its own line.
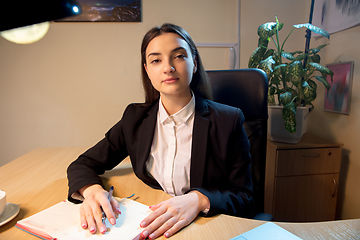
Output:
[67, 23, 254, 239]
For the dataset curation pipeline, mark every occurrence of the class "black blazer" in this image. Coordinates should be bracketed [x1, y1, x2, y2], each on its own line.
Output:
[67, 95, 254, 217]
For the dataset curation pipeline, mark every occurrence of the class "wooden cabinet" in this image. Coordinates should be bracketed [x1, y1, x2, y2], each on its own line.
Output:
[265, 133, 343, 222]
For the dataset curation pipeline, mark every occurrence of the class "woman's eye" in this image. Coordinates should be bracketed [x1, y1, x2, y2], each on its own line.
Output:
[151, 59, 160, 64]
[175, 54, 185, 59]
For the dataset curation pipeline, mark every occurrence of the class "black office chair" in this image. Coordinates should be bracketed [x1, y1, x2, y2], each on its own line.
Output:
[207, 69, 271, 220]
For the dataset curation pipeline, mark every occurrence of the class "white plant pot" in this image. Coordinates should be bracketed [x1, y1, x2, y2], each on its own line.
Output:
[268, 105, 311, 144]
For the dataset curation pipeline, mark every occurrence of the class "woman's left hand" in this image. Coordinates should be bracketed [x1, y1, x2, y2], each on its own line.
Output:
[139, 191, 209, 239]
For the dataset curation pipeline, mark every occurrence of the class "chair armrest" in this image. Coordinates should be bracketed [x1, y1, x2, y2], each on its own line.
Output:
[253, 213, 274, 221]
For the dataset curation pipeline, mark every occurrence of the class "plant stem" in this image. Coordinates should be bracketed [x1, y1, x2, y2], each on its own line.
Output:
[281, 27, 295, 52]
[275, 24, 283, 104]
[275, 25, 289, 98]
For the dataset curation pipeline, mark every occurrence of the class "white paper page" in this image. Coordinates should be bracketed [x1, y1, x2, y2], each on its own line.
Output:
[56, 198, 152, 240]
[17, 200, 81, 237]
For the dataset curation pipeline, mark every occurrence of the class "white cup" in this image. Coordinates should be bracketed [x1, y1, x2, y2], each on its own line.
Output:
[0, 190, 6, 216]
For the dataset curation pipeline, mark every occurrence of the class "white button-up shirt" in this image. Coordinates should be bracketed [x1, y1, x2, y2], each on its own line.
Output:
[146, 95, 195, 196]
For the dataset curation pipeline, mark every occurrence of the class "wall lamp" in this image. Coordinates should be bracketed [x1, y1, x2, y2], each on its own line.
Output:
[0, 0, 81, 44]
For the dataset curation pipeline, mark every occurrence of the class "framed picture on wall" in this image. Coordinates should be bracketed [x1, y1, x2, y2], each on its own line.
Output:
[56, 0, 141, 22]
[324, 61, 354, 115]
[312, 0, 360, 36]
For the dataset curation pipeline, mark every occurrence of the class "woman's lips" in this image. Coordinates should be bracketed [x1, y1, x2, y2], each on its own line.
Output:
[163, 77, 179, 83]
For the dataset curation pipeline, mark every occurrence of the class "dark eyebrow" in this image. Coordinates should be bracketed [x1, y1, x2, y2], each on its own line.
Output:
[147, 52, 160, 58]
[171, 46, 187, 53]
[147, 46, 187, 58]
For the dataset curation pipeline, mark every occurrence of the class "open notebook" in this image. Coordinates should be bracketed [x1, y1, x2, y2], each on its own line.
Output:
[16, 198, 151, 240]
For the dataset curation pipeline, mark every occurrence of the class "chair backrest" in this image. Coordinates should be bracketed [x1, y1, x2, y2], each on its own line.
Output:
[206, 68, 268, 214]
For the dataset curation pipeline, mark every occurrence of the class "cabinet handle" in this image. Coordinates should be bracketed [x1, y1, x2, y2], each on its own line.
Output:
[332, 179, 338, 197]
[301, 153, 320, 158]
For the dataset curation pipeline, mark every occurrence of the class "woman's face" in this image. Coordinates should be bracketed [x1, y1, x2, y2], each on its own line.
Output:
[144, 32, 197, 99]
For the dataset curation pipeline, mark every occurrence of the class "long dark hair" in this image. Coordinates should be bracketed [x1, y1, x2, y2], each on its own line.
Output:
[141, 23, 212, 104]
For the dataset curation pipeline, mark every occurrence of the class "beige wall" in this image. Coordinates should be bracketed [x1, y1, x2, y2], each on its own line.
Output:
[309, 26, 360, 220]
[1, 0, 359, 220]
[0, 0, 238, 165]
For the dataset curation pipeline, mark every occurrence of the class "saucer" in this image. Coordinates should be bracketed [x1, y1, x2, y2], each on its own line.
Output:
[0, 203, 20, 227]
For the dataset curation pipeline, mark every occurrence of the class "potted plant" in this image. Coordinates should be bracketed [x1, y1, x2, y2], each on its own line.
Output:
[248, 16, 334, 143]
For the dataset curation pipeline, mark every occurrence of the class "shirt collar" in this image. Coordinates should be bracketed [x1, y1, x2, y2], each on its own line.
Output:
[159, 94, 195, 125]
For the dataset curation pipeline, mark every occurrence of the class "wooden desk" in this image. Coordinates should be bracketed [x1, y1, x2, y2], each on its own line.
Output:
[0, 148, 359, 239]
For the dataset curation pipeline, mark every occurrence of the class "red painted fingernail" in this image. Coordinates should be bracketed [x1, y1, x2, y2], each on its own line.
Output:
[142, 230, 148, 238]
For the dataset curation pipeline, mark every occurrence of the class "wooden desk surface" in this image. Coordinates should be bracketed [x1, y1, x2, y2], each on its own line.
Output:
[0, 148, 359, 239]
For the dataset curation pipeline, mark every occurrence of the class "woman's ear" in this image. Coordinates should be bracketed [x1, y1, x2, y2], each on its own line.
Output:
[144, 63, 148, 73]
[193, 56, 197, 73]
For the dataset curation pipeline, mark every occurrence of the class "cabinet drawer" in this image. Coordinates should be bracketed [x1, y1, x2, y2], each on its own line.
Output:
[273, 173, 339, 221]
[276, 147, 342, 176]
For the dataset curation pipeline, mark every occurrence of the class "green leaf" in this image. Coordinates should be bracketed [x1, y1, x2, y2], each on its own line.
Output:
[280, 91, 293, 105]
[273, 63, 287, 75]
[288, 61, 303, 86]
[263, 49, 275, 60]
[258, 56, 275, 78]
[248, 49, 258, 68]
[289, 88, 299, 98]
[282, 102, 297, 133]
[309, 62, 334, 76]
[317, 44, 328, 49]
[294, 53, 308, 61]
[258, 22, 277, 38]
[310, 48, 320, 54]
[258, 37, 269, 48]
[269, 86, 276, 95]
[291, 50, 303, 55]
[306, 63, 316, 71]
[281, 52, 295, 60]
[268, 87, 276, 105]
[308, 79, 317, 91]
[257, 22, 283, 39]
[268, 93, 275, 105]
[248, 46, 267, 68]
[304, 63, 316, 78]
[270, 74, 281, 85]
[310, 54, 321, 63]
[314, 76, 331, 90]
[302, 80, 317, 102]
[268, 23, 284, 38]
[293, 23, 330, 39]
[309, 44, 328, 54]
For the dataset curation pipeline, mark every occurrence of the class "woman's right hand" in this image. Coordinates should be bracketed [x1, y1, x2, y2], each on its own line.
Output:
[79, 184, 121, 234]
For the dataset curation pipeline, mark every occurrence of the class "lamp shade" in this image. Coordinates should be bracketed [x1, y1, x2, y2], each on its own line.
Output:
[0, 0, 82, 32]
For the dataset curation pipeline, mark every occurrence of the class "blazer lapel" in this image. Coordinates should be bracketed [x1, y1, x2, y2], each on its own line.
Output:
[190, 96, 210, 188]
[135, 102, 160, 188]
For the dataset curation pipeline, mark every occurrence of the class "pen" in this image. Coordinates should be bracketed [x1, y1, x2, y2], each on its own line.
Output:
[102, 186, 114, 223]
